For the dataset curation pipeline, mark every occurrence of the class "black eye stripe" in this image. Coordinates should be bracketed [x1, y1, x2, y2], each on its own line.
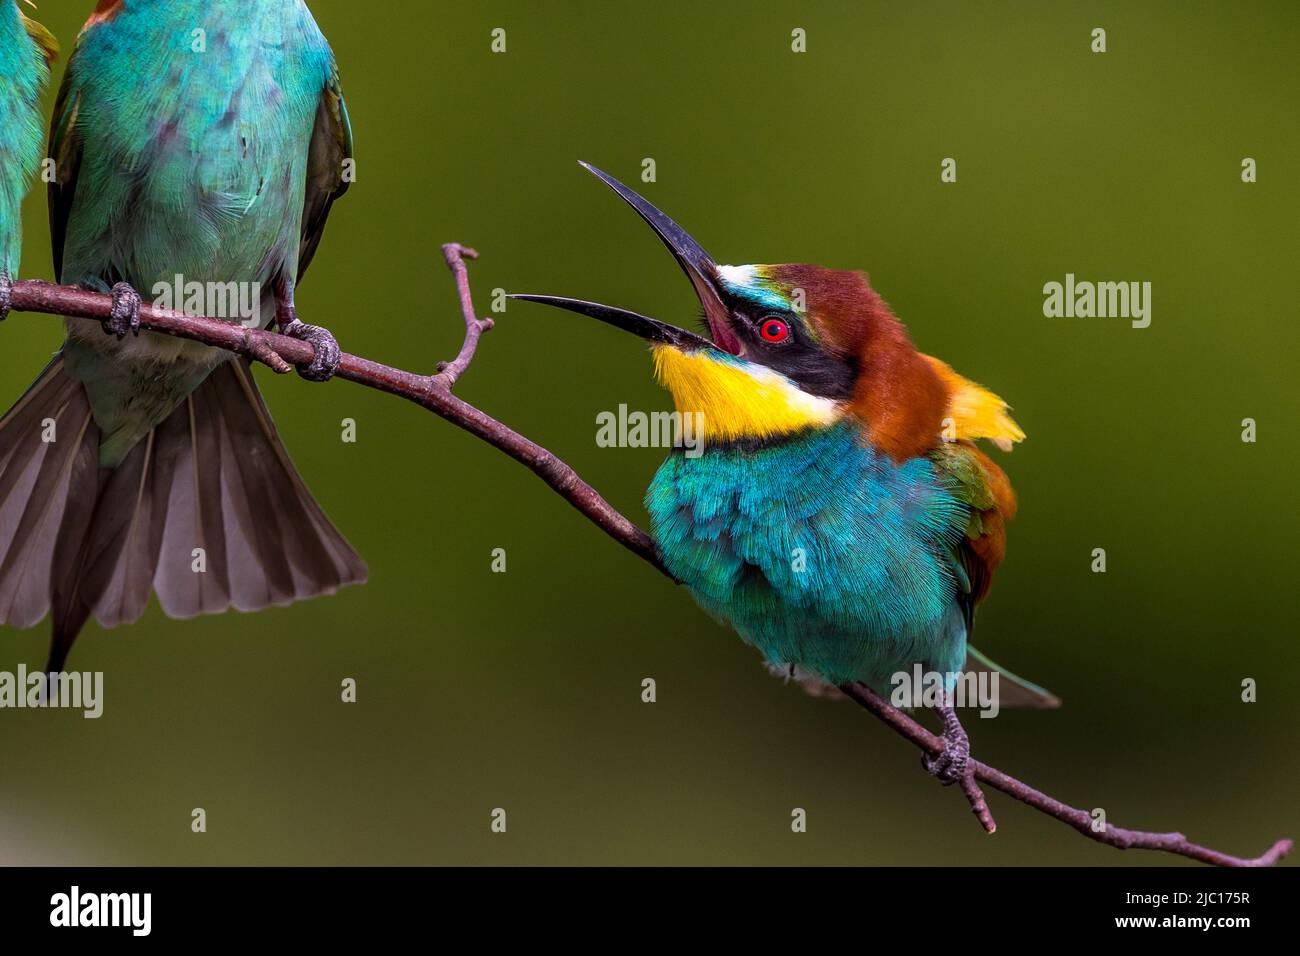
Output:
[722, 307, 853, 398]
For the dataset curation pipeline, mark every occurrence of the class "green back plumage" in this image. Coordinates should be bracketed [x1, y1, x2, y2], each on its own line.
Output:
[49, 0, 352, 465]
[52, 0, 341, 289]
[0, 0, 54, 277]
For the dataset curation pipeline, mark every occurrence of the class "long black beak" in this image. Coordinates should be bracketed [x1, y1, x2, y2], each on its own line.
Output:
[507, 295, 717, 351]
[508, 162, 740, 355]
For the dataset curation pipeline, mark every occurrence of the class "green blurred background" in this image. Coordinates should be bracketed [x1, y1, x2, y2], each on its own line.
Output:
[2, 0, 1296, 866]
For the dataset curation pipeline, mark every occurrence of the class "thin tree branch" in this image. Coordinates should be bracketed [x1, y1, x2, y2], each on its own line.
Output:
[6, 259, 1289, 868]
[431, 243, 494, 389]
[837, 683, 1291, 866]
[954, 751, 997, 834]
[9, 277, 663, 574]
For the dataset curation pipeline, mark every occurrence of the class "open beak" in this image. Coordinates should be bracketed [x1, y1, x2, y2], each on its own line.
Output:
[508, 161, 742, 355]
[506, 295, 717, 351]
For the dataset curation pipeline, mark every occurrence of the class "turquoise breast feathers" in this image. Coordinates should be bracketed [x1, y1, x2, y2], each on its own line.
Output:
[646, 421, 970, 690]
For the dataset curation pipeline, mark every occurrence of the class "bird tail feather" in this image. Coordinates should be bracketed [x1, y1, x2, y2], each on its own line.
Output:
[964, 645, 1061, 709]
[0, 356, 367, 671]
[0, 355, 97, 635]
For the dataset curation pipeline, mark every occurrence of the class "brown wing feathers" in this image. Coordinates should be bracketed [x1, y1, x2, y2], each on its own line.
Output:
[0, 357, 366, 669]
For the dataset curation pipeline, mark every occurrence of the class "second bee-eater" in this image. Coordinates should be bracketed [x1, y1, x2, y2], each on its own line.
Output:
[515, 164, 1057, 783]
[0, 0, 365, 672]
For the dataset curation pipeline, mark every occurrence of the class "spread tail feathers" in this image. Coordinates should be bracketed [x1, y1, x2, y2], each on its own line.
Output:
[0, 356, 367, 670]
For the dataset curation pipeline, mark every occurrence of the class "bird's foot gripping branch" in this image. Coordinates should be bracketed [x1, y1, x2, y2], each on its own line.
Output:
[6, 251, 1290, 868]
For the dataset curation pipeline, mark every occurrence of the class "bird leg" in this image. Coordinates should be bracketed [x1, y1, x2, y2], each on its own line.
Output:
[0, 271, 11, 321]
[275, 281, 341, 382]
[922, 699, 970, 785]
[923, 698, 997, 832]
[103, 282, 142, 339]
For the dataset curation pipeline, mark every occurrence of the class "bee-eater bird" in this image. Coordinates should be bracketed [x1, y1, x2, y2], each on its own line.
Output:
[0, 0, 56, 315]
[514, 164, 1056, 784]
[0, 0, 365, 673]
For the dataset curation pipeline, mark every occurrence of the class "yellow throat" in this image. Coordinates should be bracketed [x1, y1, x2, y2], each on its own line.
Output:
[652, 346, 841, 443]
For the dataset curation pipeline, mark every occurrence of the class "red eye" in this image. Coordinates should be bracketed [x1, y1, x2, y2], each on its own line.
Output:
[760, 318, 789, 343]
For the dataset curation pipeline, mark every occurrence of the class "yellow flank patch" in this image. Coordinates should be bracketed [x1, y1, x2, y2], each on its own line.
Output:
[652, 346, 841, 443]
[23, 15, 60, 64]
[923, 355, 1025, 451]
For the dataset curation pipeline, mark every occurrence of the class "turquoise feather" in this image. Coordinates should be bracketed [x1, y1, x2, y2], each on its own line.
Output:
[647, 420, 971, 692]
[0, 1, 51, 278]
[51, 0, 347, 466]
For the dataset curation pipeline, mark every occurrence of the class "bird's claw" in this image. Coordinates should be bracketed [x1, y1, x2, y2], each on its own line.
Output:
[922, 741, 969, 786]
[0, 272, 11, 322]
[104, 282, 142, 339]
[281, 319, 341, 382]
[923, 702, 972, 786]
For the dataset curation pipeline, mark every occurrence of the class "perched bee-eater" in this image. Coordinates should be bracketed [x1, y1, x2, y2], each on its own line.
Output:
[515, 164, 1056, 783]
[0, 0, 56, 312]
[0, 0, 365, 672]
